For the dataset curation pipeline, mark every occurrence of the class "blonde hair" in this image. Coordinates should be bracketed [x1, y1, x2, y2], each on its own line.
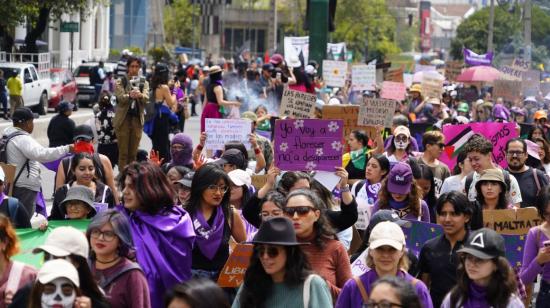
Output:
[366, 247, 410, 272]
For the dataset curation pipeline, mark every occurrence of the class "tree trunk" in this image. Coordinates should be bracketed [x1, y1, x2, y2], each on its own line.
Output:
[0, 25, 14, 52]
[24, 6, 50, 54]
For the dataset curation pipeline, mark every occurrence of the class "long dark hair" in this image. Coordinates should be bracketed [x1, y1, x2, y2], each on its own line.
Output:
[277, 171, 311, 195]
[28, 281, 83, 308]
[69, 152, 97, 183]
[238, 245, 311, 307]
[284, 189, 336, 248]
[164, 278, 230, 308]
[449, 256, 518, 308]
[86, 210, 136, 261]
[475, 180, 508, 210]
[368, 154, 390, 182]
[528, 125, 548, 142]
[535, 137, 550, 164]
[376, 177, 422, 218]
[371, 276, 422, 308]
[453, 151, 468, 175]
[150, 64, 169, 91]
[418, 164, 437, 218]
[187, 163, 231, 223]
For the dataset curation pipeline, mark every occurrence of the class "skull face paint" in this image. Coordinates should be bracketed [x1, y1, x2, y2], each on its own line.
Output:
[394, 135, 409, 150]
[41, 277, 76, 308]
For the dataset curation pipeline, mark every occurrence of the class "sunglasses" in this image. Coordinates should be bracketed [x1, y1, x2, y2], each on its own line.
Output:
[283, 206, 315, 217]
[255, 245, 280, 258]
[430, 142, 445, 148]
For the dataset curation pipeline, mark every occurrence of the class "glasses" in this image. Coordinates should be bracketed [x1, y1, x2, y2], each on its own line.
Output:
[506, 151, 525, 157]
[207, 184, 229, 194]
[260, 209, 283, 219]
[255, 245, 280, 258]
[283, 206, 315, 217]
[366, 300, 403, 308]
[430, 142, 445, 148]
[462, 254, 492, 265]
[90, 229, 117, 242]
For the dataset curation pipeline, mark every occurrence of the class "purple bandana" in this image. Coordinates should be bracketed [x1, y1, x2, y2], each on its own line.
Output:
[365, 181, 382, 205]
[193, 207, 225, 260]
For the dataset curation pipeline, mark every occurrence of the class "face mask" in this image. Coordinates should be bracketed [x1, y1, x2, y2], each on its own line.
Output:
[394, 138, 409, 150]
[170, 147, 192, 165]
[41, 277, 76, 308]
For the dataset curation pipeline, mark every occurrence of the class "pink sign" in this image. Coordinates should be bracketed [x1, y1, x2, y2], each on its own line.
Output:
[380, 81, 407, 101]
[441, 123, 518, 170]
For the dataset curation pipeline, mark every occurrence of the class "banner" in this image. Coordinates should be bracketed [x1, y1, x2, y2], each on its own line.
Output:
[279, 88, 317, 119]
[205, 119, 252, 150]
[463, 48, 493, 66]
[493, 79, 522, 103]
[14, 220, 90, 268]
[321, 105, 376, 141]
[351, 61, 376, 91]
[483, 207, 541, 235]
[358, 98, 396, 128]
[323, 60, 348, 87]
[274, 119, 343, 171]
[217, 244, 253, 288]
[441, 123, 518, 170]
[380, 81, 407, 102]
[402, 220, 443, 257]
[445, 61, 464, 82]
[421, 73, 444, 98]
[284, 36, 309, 68]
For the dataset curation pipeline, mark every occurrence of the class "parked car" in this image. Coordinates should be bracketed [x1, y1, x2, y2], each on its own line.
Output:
[74, 62, 116, 107]
[0, 63, 51, 115]
[48, 68, 77, 111]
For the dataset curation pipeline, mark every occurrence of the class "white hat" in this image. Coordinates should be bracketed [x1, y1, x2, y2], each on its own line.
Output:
[228, 169, 252, 187]
[0, 167, 4, 182]
[305, 65, 317, 75]
[33, 226, 89, 259]
[122, 49, 133, 56]
[455, 115, 470, 124]
[38, 259, 80, 287]
[202, 66, 210, 72]
[525, 96, 537, 103]
[287, 55, 302, 68]
[369, 221, 406, 250]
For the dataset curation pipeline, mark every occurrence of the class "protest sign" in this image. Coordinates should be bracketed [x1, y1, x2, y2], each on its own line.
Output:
[321, 104, 377, 146]
[327, 42, 347, 61]
[463, 48, 493, 66]
[401, 220, 443, 257]
[274, 119, 343, 171]
[0, 163, 16, 196]
[279, 88, 317, 119]
[380, 81, 407, 102]
[522, 69, 541, 97]
[251, 175, 267, 190]
[351, 61, 376, 91]
[456, 87, 479, 103]
[351, 248, 370, 276]
[500, 58, 528, 81]
[218, 244, 253, 288]
[445, 61, 464, 82]
[323, 60, 348, 87]
[493, 79, 522, 102]
[415, 64, 437, 73]
[541, 83, 550, 96]
[483, 207, 541, 235]
[284, 36, 309, 66]
[14, 220, 90, 268]
[358, 98, 396, 128]
[205, 119, 251, 150]
[441, 123, 518, 170]
[384, 67, 404, 83]
[421, 73, 444, 98]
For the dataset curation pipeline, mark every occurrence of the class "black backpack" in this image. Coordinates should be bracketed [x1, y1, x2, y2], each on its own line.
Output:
[0, 131, 30, 189]
[89, 66, 102, 85]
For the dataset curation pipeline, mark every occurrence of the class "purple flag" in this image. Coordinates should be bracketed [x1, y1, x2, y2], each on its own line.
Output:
[274, 119, 343, 172]
[463, 48, 493, 66]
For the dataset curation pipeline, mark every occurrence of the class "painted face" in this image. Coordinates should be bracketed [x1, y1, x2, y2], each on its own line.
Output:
[256, 245, 287, 280]
[123, 177, 139, 211]
[290, 179, 310, 192]
[41, 277, 76, 308]
[260, 201, 284, 221]
[73, 158, 95, 185]
[480, 181, 502, 200]
[284, 195, 319, 238]
[467, 152, 492, 173]
[369, 282, 402, 308]
[64, 201, 91, 220]
[90, 222, 119, 259]
[464, 254, 497, 285]
[365, 158, 385, 183]
[201, 178, 228, 208]
[370, 245, 404, 274]
[394, 134, 409, 150]
[437, 202, 469, 237]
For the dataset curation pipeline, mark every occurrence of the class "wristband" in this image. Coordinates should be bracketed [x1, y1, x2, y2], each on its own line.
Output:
[196, 144, 204, 151]
[341, 184, 350, 193]
[254, 147, 261, 155]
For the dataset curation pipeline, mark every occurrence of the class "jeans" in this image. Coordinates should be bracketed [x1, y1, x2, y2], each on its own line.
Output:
[537, 280, 550, 308]
[191, 269, 219, 281]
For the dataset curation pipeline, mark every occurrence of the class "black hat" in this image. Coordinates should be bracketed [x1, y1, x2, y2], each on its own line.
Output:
[369, 210, 410, 229]
[73, 124, 94, 142]
[12, 107, 38, 123]
[57, 101, 75, 113]
[154, 63, 169, 74]
[262, 63, 274, 72]
[215, 149, 247, 170]
[457, 228, 506, 259]
[250, 217, 307, 246]
[177, 171, 194, 188]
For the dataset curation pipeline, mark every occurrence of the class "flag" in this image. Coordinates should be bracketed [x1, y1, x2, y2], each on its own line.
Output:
[444, 126, 475, 159]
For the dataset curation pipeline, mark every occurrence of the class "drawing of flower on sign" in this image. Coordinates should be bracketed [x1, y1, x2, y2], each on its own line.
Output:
[294, 119, 305, 129]
[328, 121, 340, 132]
[316, 148, 324, 156]
[305, 162, 317, 171]
[332, 141, 343, 151]
[279, 142, 289, 152]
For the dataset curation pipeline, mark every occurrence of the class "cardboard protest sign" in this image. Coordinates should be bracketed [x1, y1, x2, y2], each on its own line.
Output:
[218, 244, 253, 288]
[15, 220, 90, 268]
[483, 207, 541, 235]
[274, 119, 343, 171]
[456, 87, 479, 103]
[445, 61, 464, 82]
[421, 73, 444, 98]
[358, 98, 396, 128]
[321, 105, 376, 140]
[279, 88, 316, 119]
[384, 68, 404, 82]
[323, 60, 348, 87]
[380, 81, 407, 102]
[205, 119, 251, 150]
[493, 79, 522, 102]
[500, 58, 528, 81]
[401, 220, 443, 257]
[0, 163, 16, 196]
[522, 69, 541, 97]
[441, 123, 518, 170]
[251, 175, 267, 190]
[351, 61, 376, 91]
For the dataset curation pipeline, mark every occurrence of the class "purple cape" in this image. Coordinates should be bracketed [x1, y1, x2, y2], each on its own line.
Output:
[122, 205, 196, 308]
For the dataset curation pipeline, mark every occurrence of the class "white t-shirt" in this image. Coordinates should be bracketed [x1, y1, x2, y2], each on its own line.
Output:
[466, 170, 522, 205]
[440, 175, 466, 195]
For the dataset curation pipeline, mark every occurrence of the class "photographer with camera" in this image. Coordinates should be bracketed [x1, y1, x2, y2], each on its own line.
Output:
[114, 56, 149, 169]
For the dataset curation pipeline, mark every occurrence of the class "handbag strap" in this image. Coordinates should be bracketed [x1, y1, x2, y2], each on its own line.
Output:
[303, 274, 315, 308]
[354, 276, 369, 304]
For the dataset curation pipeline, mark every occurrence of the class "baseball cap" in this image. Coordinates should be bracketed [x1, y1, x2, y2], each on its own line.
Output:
[369, 221, 406, 250]
[215, 149, 247, 170]
[73, 124, 94, 142]
[177, 171, 194, 188]
[368, 210, 410, 230]
[409, 84, 422, 93]
[154, 63, 169, 74]
[37, 259, 80, 287]
[457, 228, 505, 259]
[228, 169, 252, 187]
[12, 107, 38, 123]
[122, 49, 133, 56]
[59, 185, 96, 216]
[270, 54, 284, 65]
[241, 111, 258, 123]
[457, 102, 469, 113]
[262, 63, 274, 72]
[305, 65, 317, 75]
[57, 101, 75, 113]
[0, 167, 4, 182]
[393, 125, 411, 139]
[33, 226, 89, 259]
[387, 162, 414, 195]
[534, 110, 548, 120]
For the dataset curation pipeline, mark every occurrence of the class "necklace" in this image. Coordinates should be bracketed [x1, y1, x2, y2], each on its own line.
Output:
[96, 256, 120, 264]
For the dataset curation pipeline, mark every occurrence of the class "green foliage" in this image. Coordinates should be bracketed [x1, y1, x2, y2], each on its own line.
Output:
[164, 0, 200, 47]
[148, 46, 171, 63]
[128, 46, 144, 56]
[109, 49, 120, 57]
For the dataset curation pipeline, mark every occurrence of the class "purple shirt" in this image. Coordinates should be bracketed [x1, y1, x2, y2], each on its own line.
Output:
[440, 283, 524, 308]
[335, 269, 433, 308]
[372, 199, 431, 222]
[520, 226, 550, 284]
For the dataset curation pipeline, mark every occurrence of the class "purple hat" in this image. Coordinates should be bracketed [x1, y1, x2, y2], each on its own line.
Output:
[170, 133, 193, 166]
[492, 104, 510, 120]
[387, 162, 413, 195]
[270, 54, 284, 65]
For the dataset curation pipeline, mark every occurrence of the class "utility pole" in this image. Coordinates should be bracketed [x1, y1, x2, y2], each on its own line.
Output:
[524, 0, 532, 64]
[273, 0, 278, 50]
[487, 0, 495, 53]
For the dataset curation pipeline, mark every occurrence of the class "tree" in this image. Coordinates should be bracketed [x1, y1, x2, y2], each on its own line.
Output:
[164, 0, 201, 47]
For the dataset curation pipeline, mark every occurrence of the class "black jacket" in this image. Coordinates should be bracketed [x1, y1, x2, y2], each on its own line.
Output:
[47, 113, 76, 147]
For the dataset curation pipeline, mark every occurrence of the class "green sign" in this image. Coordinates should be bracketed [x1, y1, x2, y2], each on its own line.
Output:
[60, 22, 79, 33]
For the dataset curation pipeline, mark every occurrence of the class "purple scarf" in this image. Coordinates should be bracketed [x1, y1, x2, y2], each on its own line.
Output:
[0, 193, 5, 204]
[365, 180, 381, 205]
[192, 207, 225, 260]
[463, 283, 490, 308]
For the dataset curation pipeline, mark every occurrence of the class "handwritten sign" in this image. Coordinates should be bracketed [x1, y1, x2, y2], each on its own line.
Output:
[321, 105, 376, 140]
[384, 68, 404, 82]
[217, 244, 253, 288]
[380, 81, 406, 102]
[205, 119, 251, 150]
[358, 98, 396, 128]
[279, 88, 316, 119]
[352, 61, 376, 91]
[421, 73, 444, 98]
[445, 61, 464, 82]
[493, 79, 522, 102]
[351, 249, 370, 276]
[483, 207, 541, 235]
[441, 123, 518, 170]
[0, 163, 16, 196]
[274, 119, 343, 171]
[323, 60, 348, 87]
[500, 58, 527, 81]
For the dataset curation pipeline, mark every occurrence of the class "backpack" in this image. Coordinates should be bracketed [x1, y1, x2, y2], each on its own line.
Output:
[0, 131, 30, 189]
[89, 66, 102, 85]
[97, 262, 142, 289]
